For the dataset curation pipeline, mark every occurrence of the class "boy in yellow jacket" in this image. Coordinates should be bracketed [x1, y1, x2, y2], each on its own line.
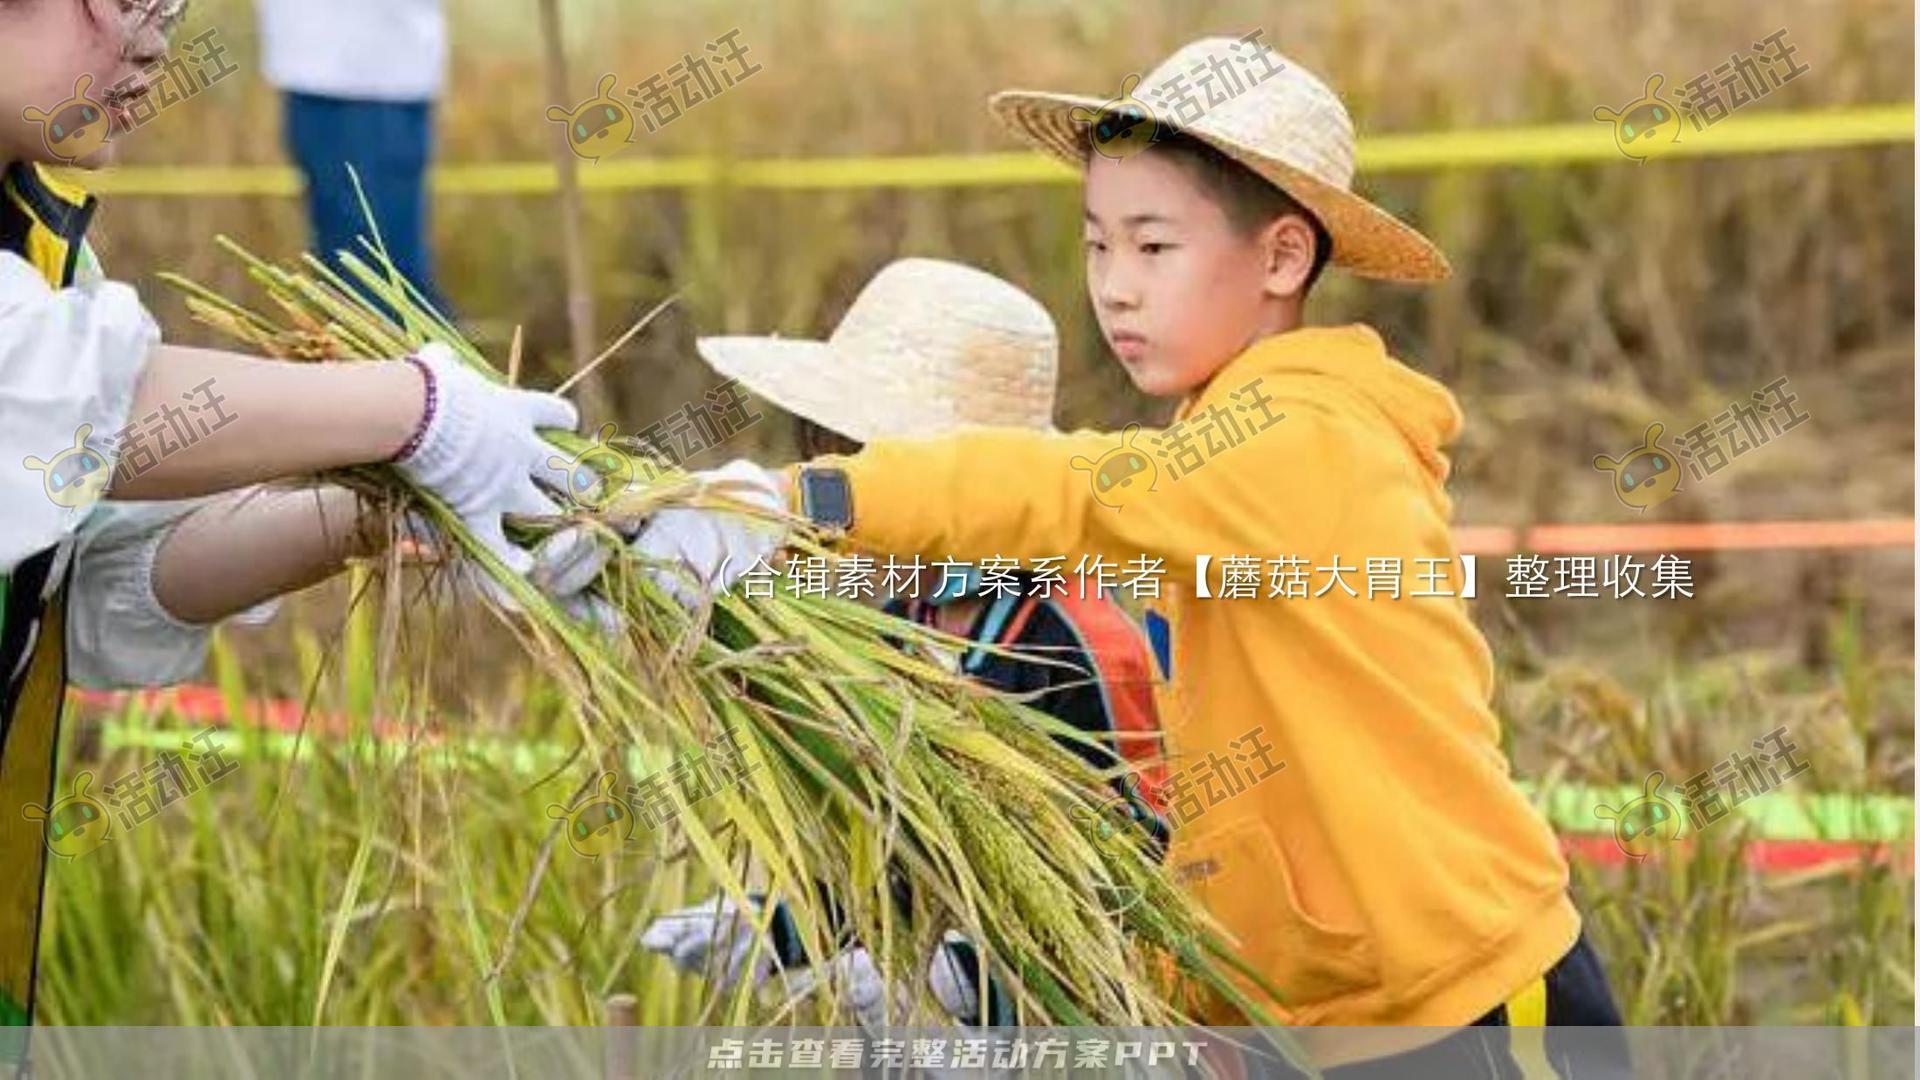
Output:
[615, 37, 1623, 1072]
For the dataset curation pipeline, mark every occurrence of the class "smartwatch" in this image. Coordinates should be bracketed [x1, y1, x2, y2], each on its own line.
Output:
[796, 464, 854, 536]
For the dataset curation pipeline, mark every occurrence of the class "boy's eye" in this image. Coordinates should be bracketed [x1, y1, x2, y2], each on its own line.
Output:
[1140, 242, 1173, 255]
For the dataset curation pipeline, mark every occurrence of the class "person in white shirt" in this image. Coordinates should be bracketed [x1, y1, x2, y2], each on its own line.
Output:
[255, 0, 450, 311]
[0, 0, 588, 1046]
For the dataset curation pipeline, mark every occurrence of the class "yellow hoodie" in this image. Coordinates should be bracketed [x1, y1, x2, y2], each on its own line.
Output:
[828, 324, 1578, 1038]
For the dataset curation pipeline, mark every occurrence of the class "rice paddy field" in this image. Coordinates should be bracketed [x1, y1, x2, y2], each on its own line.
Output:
[35, 0, 1916, 1030]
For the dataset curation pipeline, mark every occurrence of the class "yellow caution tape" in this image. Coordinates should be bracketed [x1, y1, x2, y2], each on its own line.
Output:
[59, 104, 1912, 198]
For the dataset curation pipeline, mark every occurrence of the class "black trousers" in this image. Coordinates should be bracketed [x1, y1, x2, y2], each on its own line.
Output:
[1320, 932, 1630, 1080]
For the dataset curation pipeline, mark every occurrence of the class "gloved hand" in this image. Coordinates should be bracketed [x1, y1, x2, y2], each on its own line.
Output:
[927, 931, 1014, 1027]
[639, 892, 801, 990]
[391, 343, 580, 590]
[626, 459, 791, 608]
[785, 933, 1010, 1028]
[399, 501, 619, 633]
[785, 946, 904, 1027]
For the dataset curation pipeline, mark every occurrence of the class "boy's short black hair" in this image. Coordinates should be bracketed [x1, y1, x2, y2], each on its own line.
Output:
[797, 417, 864, 460]
[1151, 131, 1335, 293]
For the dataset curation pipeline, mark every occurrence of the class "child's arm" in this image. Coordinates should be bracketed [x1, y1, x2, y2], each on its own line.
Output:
[826, 410, 1354, 586]
[62, 488, 380, 689]
[145, 487, 382, 625]
[69, 480, 554, 688]
[4, 245, 575, 581]
[620, 397, 1357, 601]
[108, 345, 427, 500]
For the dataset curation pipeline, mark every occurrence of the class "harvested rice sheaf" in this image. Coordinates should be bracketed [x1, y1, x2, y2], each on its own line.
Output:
[159, 228, 1303, 1043]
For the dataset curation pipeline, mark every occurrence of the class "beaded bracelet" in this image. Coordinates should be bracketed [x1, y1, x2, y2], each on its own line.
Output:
[390, 354, 439, 463]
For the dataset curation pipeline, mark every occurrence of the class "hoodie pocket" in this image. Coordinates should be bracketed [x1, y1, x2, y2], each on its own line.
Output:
[1172, 818, 1381, 1010]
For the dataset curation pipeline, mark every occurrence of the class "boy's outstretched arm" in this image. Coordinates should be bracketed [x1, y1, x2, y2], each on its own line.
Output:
[620, 392, 1363, 602]
[823, 400, 1355, 586]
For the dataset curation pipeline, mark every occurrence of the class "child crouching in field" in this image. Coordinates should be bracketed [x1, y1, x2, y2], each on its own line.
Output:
[633, 258, 1171, 1027]
[619, 38, 1627, 1076]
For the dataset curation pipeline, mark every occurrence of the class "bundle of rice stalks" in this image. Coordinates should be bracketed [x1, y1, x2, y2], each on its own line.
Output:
[158, 228, 1290, 1038]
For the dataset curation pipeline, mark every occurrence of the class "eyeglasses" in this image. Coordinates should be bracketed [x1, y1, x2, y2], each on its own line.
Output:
[114, 0, 190, 59]
[121, 0, 189, 30]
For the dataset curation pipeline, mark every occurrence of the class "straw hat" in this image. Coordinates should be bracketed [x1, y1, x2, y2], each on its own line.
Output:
[695, 258, 1059, 442]
[989, 36, 1450, 282]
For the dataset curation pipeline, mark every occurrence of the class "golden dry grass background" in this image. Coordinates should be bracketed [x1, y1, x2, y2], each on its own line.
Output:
[38, 0, 1916, 1027]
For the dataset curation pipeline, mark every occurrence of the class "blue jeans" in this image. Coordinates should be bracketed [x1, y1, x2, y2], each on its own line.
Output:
[282, 91, 446, 317]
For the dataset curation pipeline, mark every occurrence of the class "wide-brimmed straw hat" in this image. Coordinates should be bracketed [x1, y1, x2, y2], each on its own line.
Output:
[695, 258, 1059, 442]
[988, 36, 1450, 283]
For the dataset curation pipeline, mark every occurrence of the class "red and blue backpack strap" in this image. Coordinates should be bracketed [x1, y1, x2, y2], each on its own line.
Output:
[973, 590, 1169, 829]
[1034, 591, 1170, 816]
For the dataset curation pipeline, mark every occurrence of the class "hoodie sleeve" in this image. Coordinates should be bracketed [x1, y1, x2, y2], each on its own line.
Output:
[0, 252, 160, 574]
[834, 395, 1356, 588]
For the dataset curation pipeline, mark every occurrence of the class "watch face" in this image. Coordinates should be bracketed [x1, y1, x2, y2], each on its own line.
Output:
[804, 468, 853, 530]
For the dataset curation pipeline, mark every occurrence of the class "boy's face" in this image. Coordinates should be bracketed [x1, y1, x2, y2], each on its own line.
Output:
[0, 0, 170, 167]
[1082, 151, 1306, 398]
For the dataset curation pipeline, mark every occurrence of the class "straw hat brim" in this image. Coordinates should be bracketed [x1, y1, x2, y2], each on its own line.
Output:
[697, 336, 1056, 444]
[988, 90, 1451, 283]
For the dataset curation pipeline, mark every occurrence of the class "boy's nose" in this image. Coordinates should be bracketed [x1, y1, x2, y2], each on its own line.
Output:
[1094, 267, 1141, 311]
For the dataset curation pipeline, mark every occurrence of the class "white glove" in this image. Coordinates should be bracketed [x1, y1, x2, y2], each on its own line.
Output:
[639, 893, 790, 990]
[392, 343, 579, 585]
[400, 505, 618, 632]
[785, 934, 1005, 1028]
[927, 931, 1009, 1026]
[627, 459, 789, 608]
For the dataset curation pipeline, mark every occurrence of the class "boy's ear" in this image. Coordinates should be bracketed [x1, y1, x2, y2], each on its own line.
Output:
[1261, 214, 1318, 300]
